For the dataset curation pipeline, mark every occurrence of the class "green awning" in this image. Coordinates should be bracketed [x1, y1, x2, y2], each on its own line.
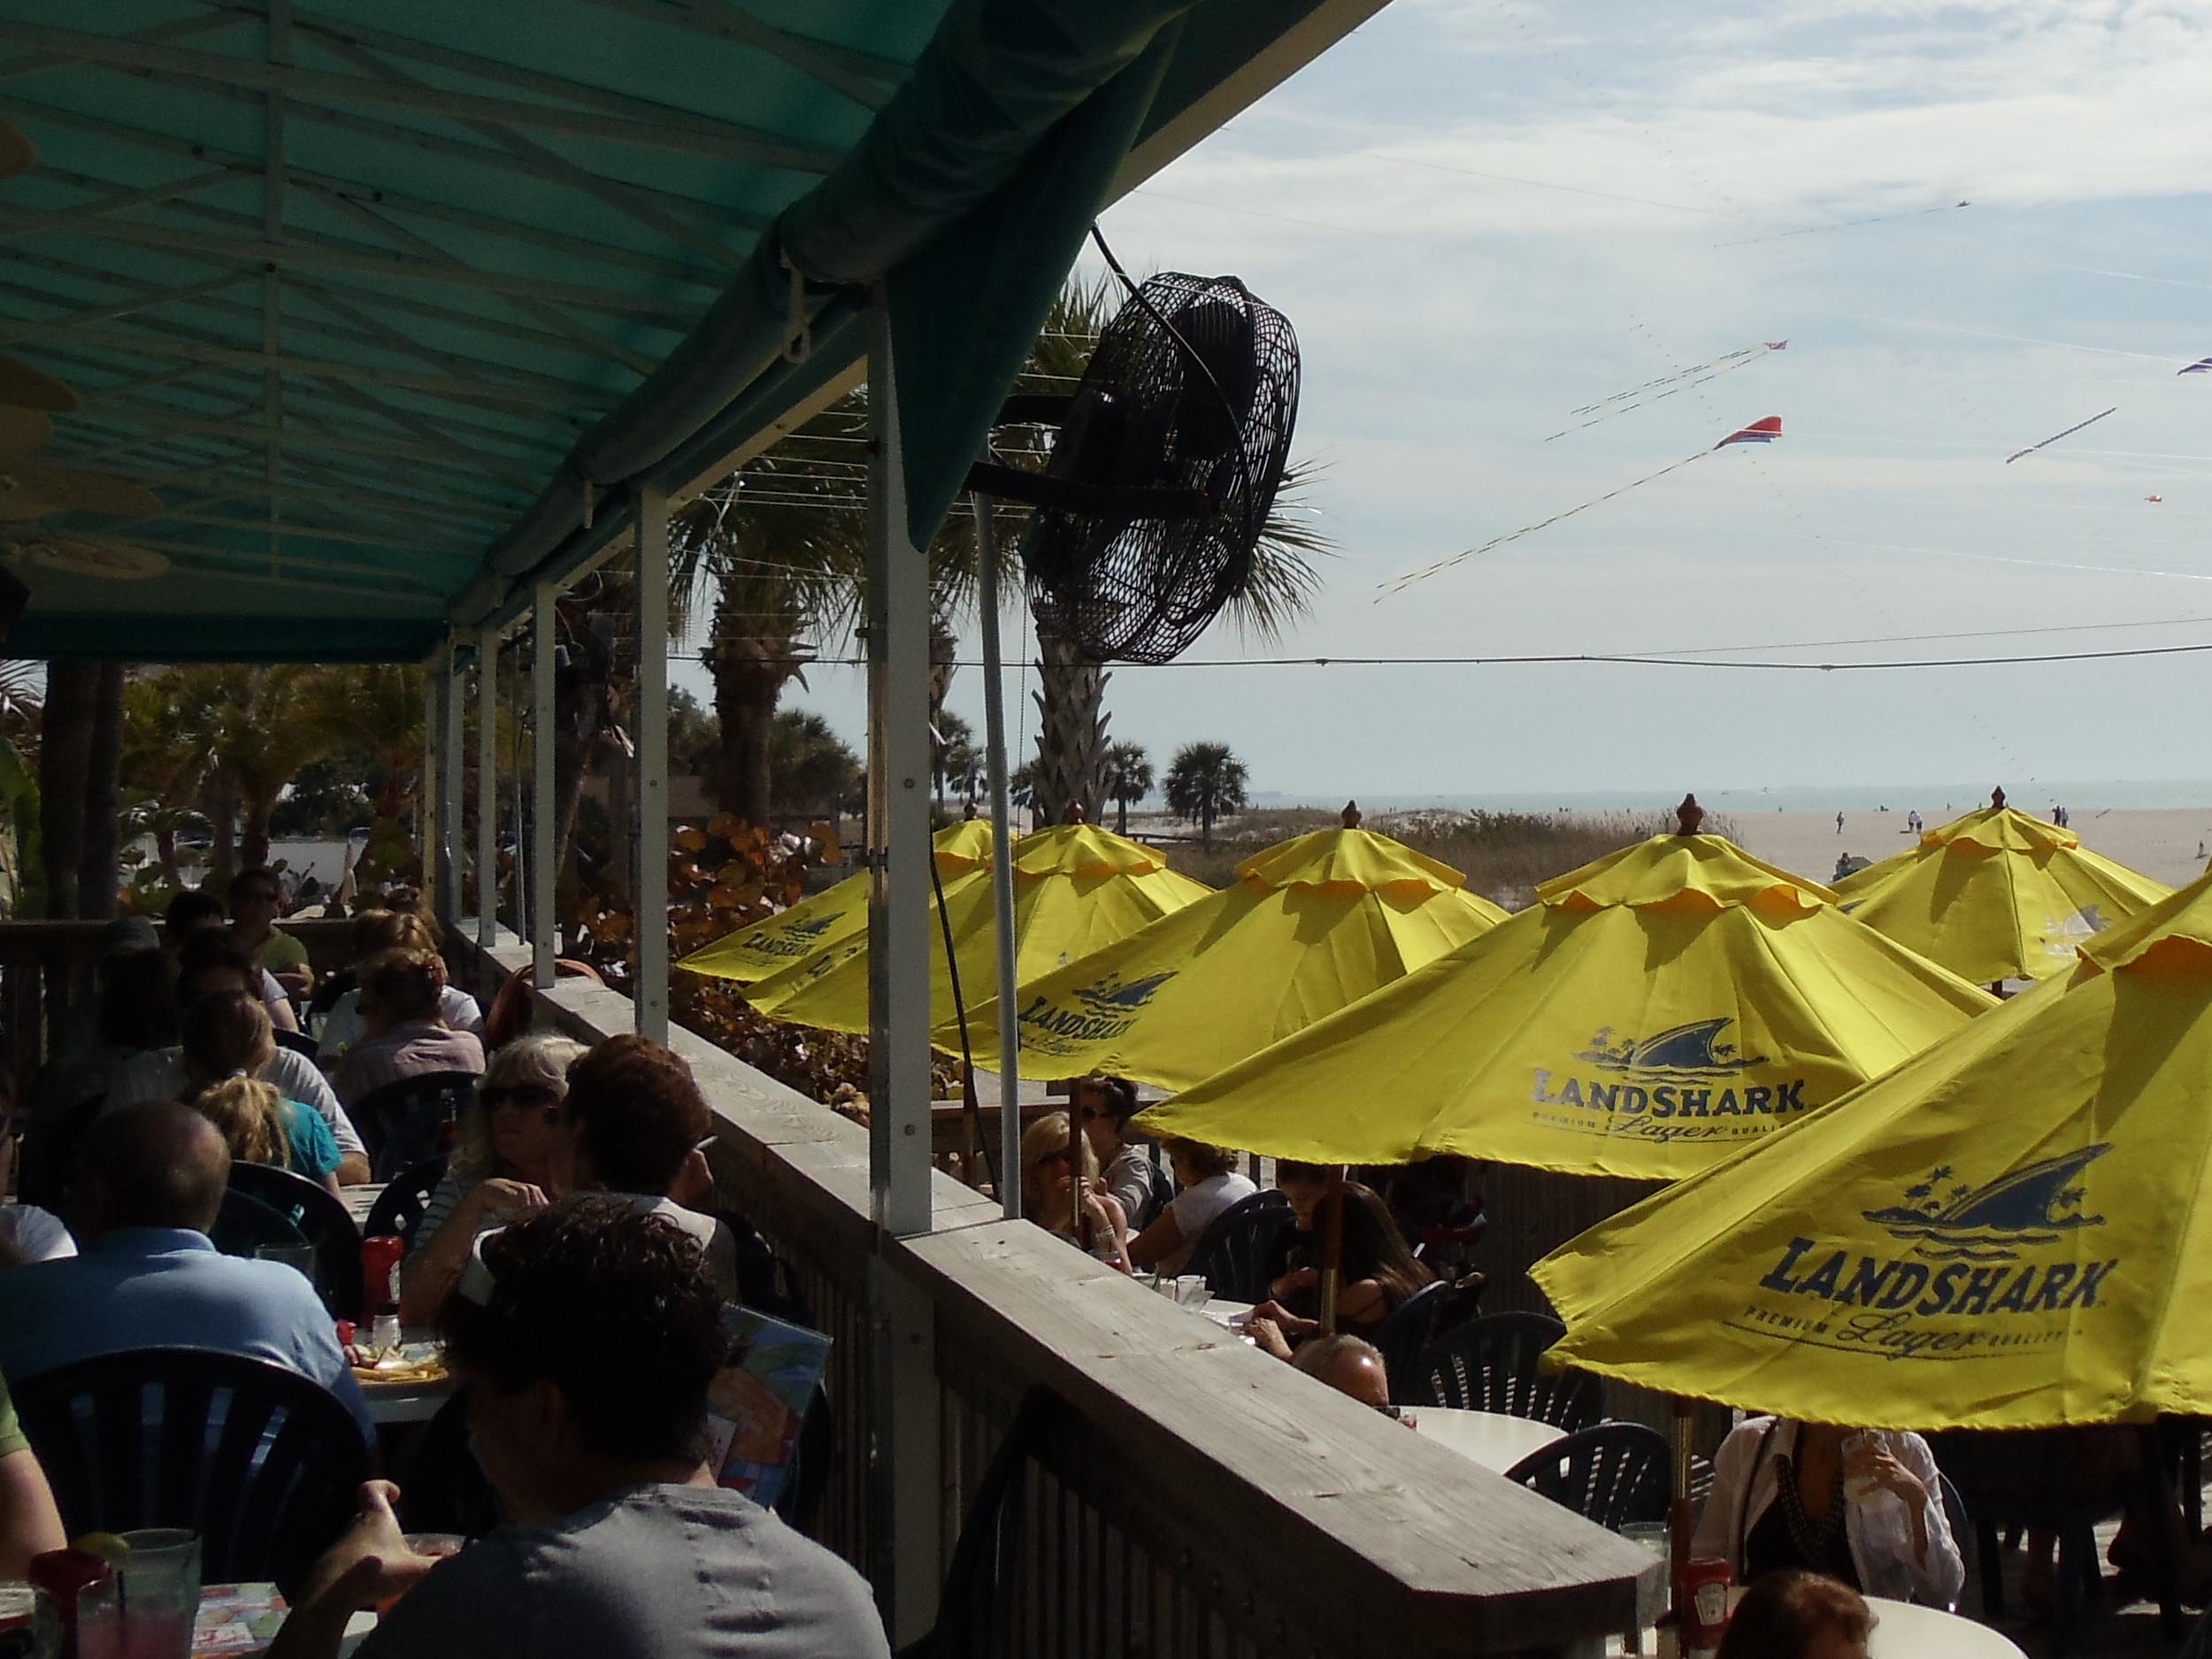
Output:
[0, 0, 1379, 662]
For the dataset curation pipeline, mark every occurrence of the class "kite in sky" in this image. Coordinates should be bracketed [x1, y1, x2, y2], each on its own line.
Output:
[2147, 494, 2164, 503]
[1380, 417, 1783, 599]
[2181, 358, 2212, 374]
[1546, 342, 1783, 442]
[2003, 406, 2116, 465]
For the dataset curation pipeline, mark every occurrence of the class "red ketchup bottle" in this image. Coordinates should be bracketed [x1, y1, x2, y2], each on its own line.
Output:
[360, 1233, 404, 1322]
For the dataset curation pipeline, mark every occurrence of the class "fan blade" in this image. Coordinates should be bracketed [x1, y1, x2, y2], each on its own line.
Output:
[0, 119, 31, 181]
[7, 535, 170, 580]
[0, 355, 79, 413]
[964, 459, 1207, 519]
[3, 463, 163, 519]
[0, 407, 51, 455]
[0, 475, 63, 522]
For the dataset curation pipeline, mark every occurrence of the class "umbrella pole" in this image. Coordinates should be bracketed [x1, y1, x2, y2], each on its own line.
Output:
[975, 488, 1024, 1220]
[1669, 1397, 1693, 1627]
[1319, 1164, 1346, 1337]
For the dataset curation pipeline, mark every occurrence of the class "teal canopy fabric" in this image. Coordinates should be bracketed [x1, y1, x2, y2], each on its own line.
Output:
[0, 0, 1372, 661]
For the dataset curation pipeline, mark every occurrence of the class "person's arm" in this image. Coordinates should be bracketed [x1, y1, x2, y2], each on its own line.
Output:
[0, 1447, 65, 1579]
[1125, 1203, 1186, 1271]
[397, 1180, 547, 1325]
[1878, 1432, 1964, 1609]
[1334, 1278, 1389, 1328]
[267, 1483, 438, 1659]
[263, 972, 301, 1034]
[1692, 1422, 1761, 1568]
[1079, 1187, 1133, 1273]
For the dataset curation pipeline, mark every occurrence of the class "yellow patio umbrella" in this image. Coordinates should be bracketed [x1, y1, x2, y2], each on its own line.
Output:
[1532, 859, 2212, 1429]
[1834, 787, 2170, 987]
[743, 821, 1210, 1038]
[946, 805, 1507, 1090]
[1136, 801, 1996, 1181]
[678, 819, 994, 985]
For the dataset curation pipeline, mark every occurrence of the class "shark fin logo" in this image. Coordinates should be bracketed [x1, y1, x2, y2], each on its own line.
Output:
[1018, 968, 1177, 1054]
[784, 914, 835, 940]
[1862, 1144, 2109, 1262]
[1071, 970, 1176, 1015]
[1575, 1017, 1767, 1078]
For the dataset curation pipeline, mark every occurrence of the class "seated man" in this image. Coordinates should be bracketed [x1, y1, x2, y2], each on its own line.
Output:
[113, 937, 370, 1185]
[165, 886, 299, 1033]
[552, 1037, 736, 1299]
[0, 1103, 372, 1441]
[1287, 1333, 1394, 1413]
[273, 1202, 887, 1659]
[330, 949, 485, 1112]
[0, 1365, 65, 1578]
[229, 864, 314, 1002]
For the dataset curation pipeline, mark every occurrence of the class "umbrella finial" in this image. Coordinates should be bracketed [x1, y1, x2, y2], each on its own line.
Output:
[1061, 801, 1087, 826]
[1676, 793, 1706, 835]
[1341, 800, 1363, 829]
[1991, 787, 2007, 811]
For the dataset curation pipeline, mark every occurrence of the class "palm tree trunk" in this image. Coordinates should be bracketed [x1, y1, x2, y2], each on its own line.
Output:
[39, 661, 94, 918]
[929, 610, 956, 813]
[1032, 625, 1110, 827]
[1201, 800, 1215, 852]
[77, 663, 125, 919]
[1117, 795, 1129, 834]
[242, 797, 275, 870]
[710, 660, 780, 828]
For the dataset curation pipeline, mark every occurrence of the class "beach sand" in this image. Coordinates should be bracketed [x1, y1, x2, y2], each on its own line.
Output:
[1729, 805, 2212, 891]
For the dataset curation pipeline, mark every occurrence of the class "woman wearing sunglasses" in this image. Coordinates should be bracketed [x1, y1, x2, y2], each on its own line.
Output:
[1019, 1112, 1133, 1272]
[398, 1034, 588, 1322]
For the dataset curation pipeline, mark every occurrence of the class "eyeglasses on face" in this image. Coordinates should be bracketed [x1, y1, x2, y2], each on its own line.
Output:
[483, 1084, 561, 1112]
[1032, 1148, 1077, 1171]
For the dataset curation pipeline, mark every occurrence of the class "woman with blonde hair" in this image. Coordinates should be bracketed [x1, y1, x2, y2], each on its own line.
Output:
[1018, 1112, 1133, 1271]
[397, 1033, 586, 1322]
[180, 993, 342, 1194]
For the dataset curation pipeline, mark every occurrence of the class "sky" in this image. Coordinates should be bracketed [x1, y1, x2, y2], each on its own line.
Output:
[675, 0, 2212, 808]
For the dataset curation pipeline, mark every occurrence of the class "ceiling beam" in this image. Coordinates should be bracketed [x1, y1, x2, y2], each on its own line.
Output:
[0, 20, 841, 171]
[0, 274, 258, 345]
[57, 407, 547, 488]
[263, 0, 288, 568]
[555, 0, 894, 111]
[0, 168, 238, 242]
[0, 10, 245, 84]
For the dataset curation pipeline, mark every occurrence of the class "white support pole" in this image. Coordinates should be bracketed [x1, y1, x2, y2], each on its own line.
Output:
[532, 582, 557, 988]
[864, 291, 933, 1240]
[420, 655, 438, 916]
[633, 481, 671, 1042]
[436, 638, 465, 933]
[975, 492, 1021, 1217]
[476, 630, 497, 948]
[863, 286, 941, 1647]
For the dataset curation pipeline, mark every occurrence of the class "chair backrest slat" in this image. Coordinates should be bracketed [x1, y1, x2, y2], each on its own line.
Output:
[1409, 1310, 1602, 1431]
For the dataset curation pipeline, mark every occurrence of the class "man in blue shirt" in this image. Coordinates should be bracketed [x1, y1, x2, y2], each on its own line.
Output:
[0, 1102, 372, 1441]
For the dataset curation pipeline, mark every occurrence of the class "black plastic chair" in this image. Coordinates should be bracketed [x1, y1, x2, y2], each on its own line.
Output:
[210, 1186, 310, 1260]
[1409, 1310, 1602, 1431]
[224, 1159, 365, 1318]
[1371, 1279, 1453, 1406]
[363, 1155, 450, 1249]
[350, 1070, 480, 1181]
[1183, 1189, 1292, 1303]
[272, 1026, 319, 1057]
[13, 1347, 370, 1595]
[1505, 1422, 1670, 1530]
[898, 1388, 1058, 1659]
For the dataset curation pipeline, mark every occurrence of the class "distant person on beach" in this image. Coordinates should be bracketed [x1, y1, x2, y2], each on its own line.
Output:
[1836, 812, 1845, 834]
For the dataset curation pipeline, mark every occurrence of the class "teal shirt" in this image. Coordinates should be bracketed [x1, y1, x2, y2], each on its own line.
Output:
[281, 1098, 342, 1182]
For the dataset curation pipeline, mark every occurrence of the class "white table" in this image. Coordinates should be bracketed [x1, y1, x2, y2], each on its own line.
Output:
[1606, 1594, 2026, 1657]
[1200, 1298, 1254, 1327]
[1408, 1406, 1565, 1474]
[340, 1183, 384, 1227]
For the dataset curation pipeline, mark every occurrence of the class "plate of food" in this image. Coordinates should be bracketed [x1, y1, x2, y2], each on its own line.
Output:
[348, 1340, 449, 1386]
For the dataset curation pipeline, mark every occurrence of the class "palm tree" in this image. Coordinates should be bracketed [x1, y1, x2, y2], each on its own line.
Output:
[768, 709, 861, 822]
[1164, 741, 1248, 851]
[949, 275, 1325, 826]
[202, 664, 342, 871]
[932, 709, 976, 810]
[1102, 740, 1153, 834]
[670, 398, 869, 828]
[119, 670, 219, 888]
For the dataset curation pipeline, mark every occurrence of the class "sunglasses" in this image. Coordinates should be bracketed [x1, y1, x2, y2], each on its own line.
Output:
[1078, 1106, 1102, 1122]
[1033, 1149, 1078, 1171]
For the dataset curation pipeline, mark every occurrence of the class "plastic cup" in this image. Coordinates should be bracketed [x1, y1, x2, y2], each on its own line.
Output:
[112, 1531, 199, 1659]
[373, 1533, 467, 1617]
[1172, 1277, 1210, 1308]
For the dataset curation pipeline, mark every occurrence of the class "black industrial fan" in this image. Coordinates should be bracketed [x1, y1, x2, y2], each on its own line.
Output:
[967, 270, 1301, 664]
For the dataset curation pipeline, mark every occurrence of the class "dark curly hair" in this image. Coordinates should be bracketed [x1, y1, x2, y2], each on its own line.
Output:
[440, 1199, 732, 1463]
[561, 1035, 710, 1195]
[1073, 1075, 1139, 1126]
[1715, 1570, 1871, 1659]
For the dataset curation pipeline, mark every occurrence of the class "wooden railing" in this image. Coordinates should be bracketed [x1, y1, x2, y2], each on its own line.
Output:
[442, 930, 1660, 1658]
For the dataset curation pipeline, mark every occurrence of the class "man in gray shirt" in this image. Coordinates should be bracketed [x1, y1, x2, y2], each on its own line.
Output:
[270, 1201, 888, 1659]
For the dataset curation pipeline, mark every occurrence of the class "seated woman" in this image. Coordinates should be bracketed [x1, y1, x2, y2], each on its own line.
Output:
[1253, 1179, 1430, 1340]
[180, 993, 343, 1194]
[1716, 1569, 1873, 1659]
[316, 910, 484, 1064]
[1694, 1417, 1963, 1609]
[397, 1034, 585, 1324]
[1018, 1113, 1132, 1271]
[330, 949, 486, 1111]
[1074, 1075, 1164, 1232]
[1259, 1159, 1333, 1296]
[1125, 1138, 1256, 1278]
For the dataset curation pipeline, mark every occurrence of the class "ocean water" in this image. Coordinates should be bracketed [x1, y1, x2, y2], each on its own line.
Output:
[1256, 780, 2212, 815]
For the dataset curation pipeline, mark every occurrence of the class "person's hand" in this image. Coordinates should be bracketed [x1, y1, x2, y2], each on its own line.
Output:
[297, 1481, 439, 1611]
[670, 1147, 715, 1210]
[1244, 1315, 1295, 1362]
[1847, 1440, 1928, 1508]
[1250, 1300, 1318, 1340]
[1079, 1188, 1122, 1240]
[463, 1179, 548, 1224]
